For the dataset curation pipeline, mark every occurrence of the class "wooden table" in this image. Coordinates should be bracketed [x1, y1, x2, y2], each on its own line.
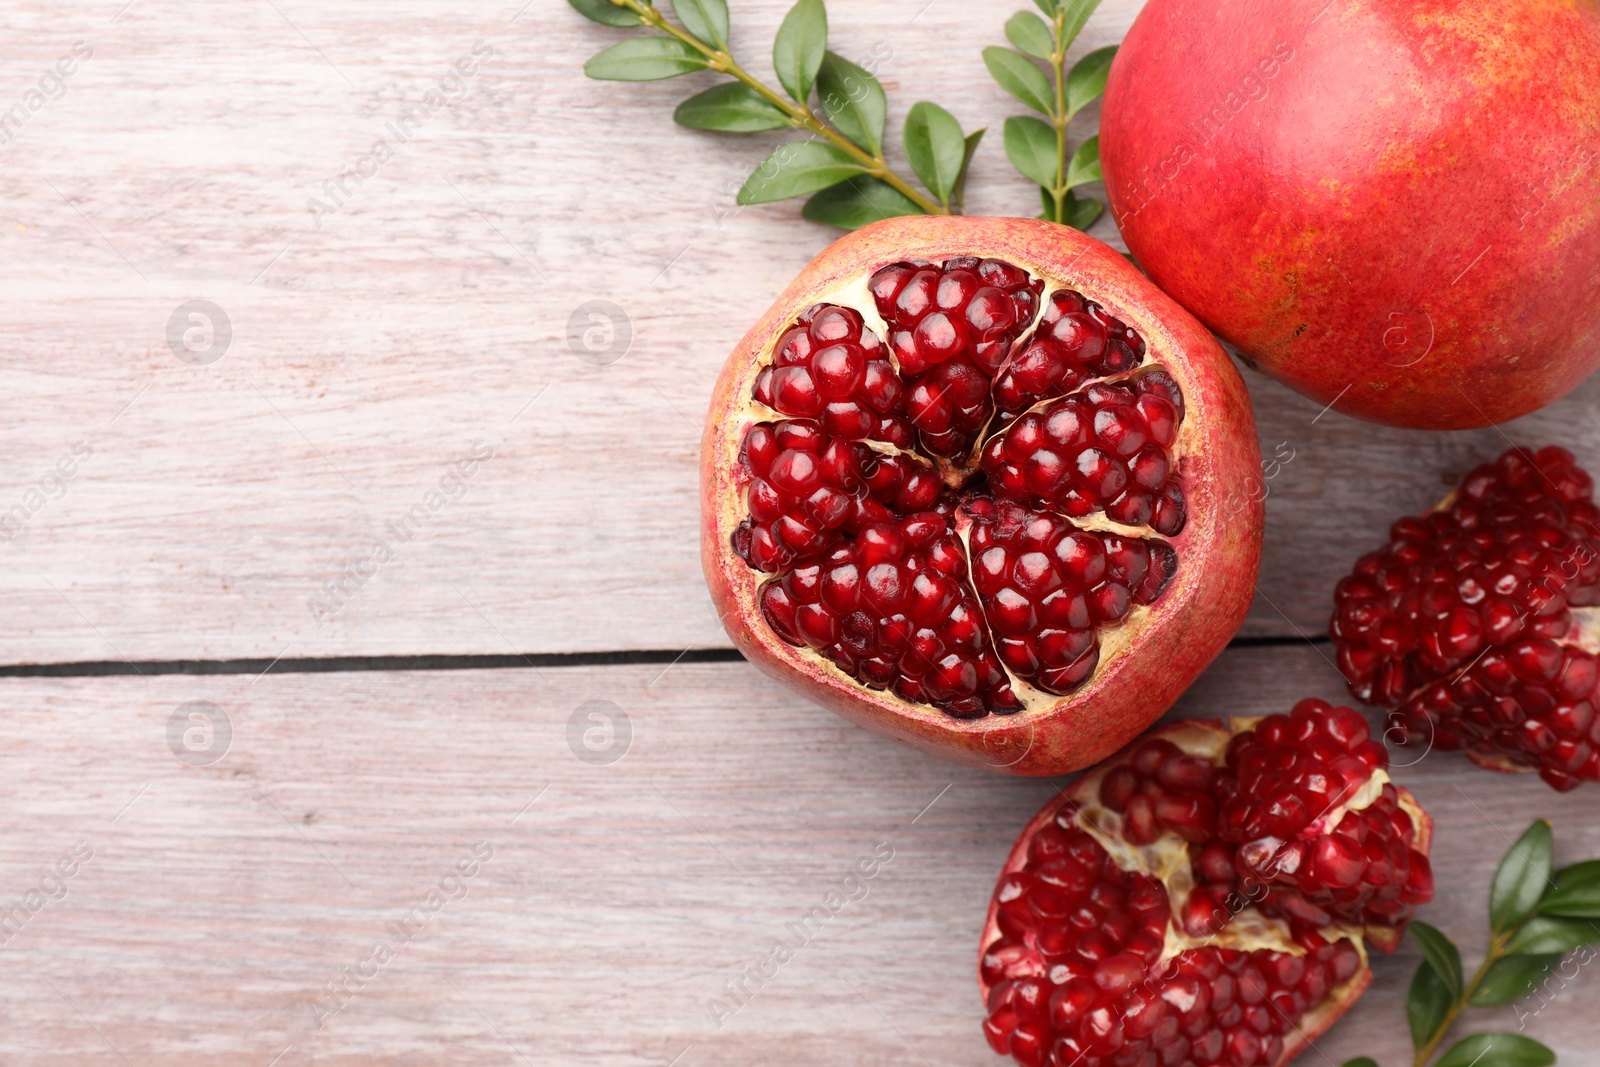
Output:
[3, 1, 1597, 1063]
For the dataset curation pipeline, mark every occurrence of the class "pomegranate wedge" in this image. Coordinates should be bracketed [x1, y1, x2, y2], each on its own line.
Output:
[980, 707, 1434, 1066]
[1334, 446, 1600, 791]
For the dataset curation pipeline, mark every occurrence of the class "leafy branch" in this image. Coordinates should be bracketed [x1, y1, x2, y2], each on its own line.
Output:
[571, 0, 985, 228]
[1342, 820, 1600, 1067]
[985, 0, 1116, 230]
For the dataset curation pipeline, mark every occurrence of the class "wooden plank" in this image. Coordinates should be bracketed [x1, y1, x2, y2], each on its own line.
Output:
[1236, 373, 1600, 641]
[3, 0, 1598, 664]
[0, 649, 1593, 1064]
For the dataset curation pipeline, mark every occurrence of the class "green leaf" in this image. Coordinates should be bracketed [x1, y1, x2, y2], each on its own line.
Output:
[802, 176, 925, 229]
[1062, 191, 1102, 229]
[737, 141, 867, 205]
[1041, 185, 1101, 228]
[1004, 115, 1058, 188]
[674, 83, 790, 131]
[585, 36, 707, 80]
[671, 0, 728, 49]
[1033, 0, 1060, 15]
[569, 0, 646, 28]
[1540, 859, 1600, 917]
[1408, 962, 1453, 1051]
[903, 102, 965, 207]
[1065, 44, 1117, 117]
[1470, 954, 1562, 1006]
[950, 127, 985, 214]
[1341, 1060, 1380, 1067]
[983, 47, 1054, 115]
[1056, 0, 1103, 49]
[772, 0, 827, 103]
[1506, 914, 1600, 955]
[1434, 1033, 1554, 1067]
[816, 52, 887, 156]
[1492, 820, 1554, 934]
[1006, 11, 1056, 59]
[1409, 922, 1464, 998]
[1063, 135, 1101, 188]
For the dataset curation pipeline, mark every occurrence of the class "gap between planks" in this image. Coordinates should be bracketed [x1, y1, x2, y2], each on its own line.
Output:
[0, 634, 1328, 677]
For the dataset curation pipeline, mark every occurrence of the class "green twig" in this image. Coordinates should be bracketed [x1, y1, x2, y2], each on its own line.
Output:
[613, 0, 947, 215]
[1413, 931, 1512, 1067]
[1048, 4, 1070, 224]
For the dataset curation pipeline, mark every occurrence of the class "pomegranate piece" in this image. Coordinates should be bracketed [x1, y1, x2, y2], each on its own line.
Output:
[1331, 446, 1600, 791]
[703, 217, 1262, 775]
[981, 712, 1434, 1067]
[1101, 0, 1600, 430]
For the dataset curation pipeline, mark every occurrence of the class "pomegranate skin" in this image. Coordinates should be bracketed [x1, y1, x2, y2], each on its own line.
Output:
[701, 217, 1262, 776]
[1101, 0, 1600, 430]
[979, 717, 1436, 1067]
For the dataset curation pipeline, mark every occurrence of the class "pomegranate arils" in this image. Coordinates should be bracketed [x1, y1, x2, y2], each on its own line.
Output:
[869, 258, 1042, 458]
[1331, 446, 1600, 790]
[1216, 700, 1427, 934]
[759, 511, 1020, 719]
[736, 255, 1190, 721]
[754, 303, 914, 446]
[732, 420, 939, 573]
[983, 371, 1188, 536]
[1094, 702, 1428, 939]
[983, 714, 1433, 1067]
[993, 288, 1148, 421]
[966, 497, 1175, 694]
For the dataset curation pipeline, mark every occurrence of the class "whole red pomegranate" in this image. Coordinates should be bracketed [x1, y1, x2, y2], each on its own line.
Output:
[702, 217, 1262, 775]
[1333, 446, 1600, 791]
[980, 706, 1434, 1067]
[1100, 0, 1600, 429]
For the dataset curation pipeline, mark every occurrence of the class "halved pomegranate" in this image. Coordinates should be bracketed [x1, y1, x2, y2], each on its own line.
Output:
[1332, 446, 1600, 790]
[702, 218, 1262, 775]
[980, 707, 1434, 1066]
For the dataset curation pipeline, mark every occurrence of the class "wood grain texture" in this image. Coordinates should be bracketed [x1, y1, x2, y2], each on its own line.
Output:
[0, 650, 1595, 1065]
[4, 7, 1598, 1064]
[2, 0, 1594, 663]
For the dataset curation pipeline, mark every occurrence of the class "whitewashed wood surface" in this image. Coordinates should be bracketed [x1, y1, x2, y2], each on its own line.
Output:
[0, 0, 1594, 662]
[4, 1, 1600, 1065]
[0, 649, 1596, 1066]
